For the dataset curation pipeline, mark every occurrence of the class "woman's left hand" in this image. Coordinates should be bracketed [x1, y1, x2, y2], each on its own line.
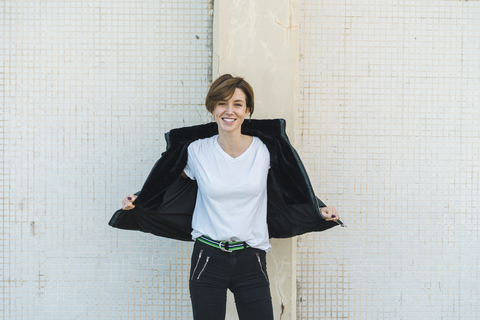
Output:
[320, 206, 340, 221]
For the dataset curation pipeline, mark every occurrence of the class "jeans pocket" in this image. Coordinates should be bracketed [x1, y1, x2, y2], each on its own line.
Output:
[255, 252, 269, 282]
[196, 256, 210, 280]
[190, 249, 203, 281]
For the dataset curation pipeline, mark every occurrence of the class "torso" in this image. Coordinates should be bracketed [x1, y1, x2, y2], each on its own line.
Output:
[184, 135, 271, 251]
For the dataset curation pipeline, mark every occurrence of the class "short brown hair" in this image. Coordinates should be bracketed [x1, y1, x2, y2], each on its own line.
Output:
[205, 74, 255, 116]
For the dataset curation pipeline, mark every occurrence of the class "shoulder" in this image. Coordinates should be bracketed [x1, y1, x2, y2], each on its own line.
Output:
[250, 137, 270, 168]
[188, 135, 218, 153]
[252, 136, 269, 153]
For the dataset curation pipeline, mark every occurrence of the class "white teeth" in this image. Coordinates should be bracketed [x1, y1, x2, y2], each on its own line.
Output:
[223, 118, 235, 122]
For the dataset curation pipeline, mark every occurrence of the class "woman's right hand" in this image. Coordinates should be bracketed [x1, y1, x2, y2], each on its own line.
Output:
[122, 194, 137, 210]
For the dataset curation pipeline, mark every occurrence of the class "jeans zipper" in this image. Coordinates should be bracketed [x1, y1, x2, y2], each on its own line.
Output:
[256, 253, 269, 282]
[191, 249, 203, 281]
[197, 256, 210, 280]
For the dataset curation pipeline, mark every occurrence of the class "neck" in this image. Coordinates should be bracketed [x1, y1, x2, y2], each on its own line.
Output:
[217, 130, 243, 147]
[217, 131, 252, 158]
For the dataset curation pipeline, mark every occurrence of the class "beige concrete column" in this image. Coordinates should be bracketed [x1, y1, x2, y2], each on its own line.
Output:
[213, 1, 299, 319]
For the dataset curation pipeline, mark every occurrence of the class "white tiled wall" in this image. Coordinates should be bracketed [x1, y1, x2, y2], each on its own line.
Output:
[297, 1, 480, 319]
[3, 1, 480, 319]
[1, 1, 212, 319]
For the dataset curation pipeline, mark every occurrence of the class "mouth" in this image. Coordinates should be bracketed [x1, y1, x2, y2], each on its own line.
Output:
[222, 118, 236, 123]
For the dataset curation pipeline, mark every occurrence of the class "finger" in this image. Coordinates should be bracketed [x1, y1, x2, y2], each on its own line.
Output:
[124, 195, 137, 204]
[325, 214, 340, 221]
[320, 209, 329, 219]
[327, 207, 338, 219]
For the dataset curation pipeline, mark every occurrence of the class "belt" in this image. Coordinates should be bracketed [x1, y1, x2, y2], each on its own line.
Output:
[197, 235, 249, 252]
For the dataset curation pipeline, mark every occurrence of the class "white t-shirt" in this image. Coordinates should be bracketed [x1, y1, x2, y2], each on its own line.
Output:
[184, 135, 271, 251]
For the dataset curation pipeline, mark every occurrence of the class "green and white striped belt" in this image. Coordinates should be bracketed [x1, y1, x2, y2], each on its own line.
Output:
[197, 235, 250, 253]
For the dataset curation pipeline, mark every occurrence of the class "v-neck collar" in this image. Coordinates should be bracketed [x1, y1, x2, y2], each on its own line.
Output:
[215, 135, 255, 160]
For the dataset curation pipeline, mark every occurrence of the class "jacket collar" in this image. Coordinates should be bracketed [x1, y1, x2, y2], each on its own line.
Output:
[165, 119, 288, 150]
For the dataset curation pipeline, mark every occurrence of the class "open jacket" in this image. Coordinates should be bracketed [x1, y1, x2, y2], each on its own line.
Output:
[108, 119, 338, 241]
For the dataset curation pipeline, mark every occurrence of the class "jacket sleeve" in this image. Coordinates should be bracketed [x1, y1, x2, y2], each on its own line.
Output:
[108, 207, 142, 231]
[108, 141, 197, 241]
[265, 171, 338, 238]
[108, 176, 198, 241]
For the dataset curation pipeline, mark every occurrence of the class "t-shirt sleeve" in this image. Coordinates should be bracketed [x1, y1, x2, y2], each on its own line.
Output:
[183, 144, 196, 180]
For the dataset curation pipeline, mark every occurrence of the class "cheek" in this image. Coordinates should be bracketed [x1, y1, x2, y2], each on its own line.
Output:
[212, 112, 222, 122]
[212, 106, 223, 117]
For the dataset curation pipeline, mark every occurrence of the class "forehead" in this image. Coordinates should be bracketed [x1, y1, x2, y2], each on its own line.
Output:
[223, 88, 246, 102]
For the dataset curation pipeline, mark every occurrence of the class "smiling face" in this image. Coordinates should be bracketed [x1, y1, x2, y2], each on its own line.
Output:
[212, 88, 250, 135]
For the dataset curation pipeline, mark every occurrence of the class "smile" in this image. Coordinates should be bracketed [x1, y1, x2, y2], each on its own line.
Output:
[222, 118, 236, 123]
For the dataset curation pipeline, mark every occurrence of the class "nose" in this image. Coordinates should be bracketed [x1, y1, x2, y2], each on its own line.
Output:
[225, 103, 234, 114]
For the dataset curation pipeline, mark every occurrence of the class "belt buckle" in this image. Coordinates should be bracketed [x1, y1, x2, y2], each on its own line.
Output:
[219, 241, 232, 252]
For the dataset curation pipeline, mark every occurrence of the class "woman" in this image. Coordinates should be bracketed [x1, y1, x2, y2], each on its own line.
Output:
[111, 74, 341, 320]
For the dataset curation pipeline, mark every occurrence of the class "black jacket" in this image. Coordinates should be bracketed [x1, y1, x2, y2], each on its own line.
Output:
[108, 119, 338, 241]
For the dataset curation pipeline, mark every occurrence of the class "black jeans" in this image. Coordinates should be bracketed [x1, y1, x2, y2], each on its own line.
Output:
[189, 240, 274, 320]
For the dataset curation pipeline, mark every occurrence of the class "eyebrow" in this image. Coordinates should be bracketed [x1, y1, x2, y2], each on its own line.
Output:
[219, 99, 244, 103]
